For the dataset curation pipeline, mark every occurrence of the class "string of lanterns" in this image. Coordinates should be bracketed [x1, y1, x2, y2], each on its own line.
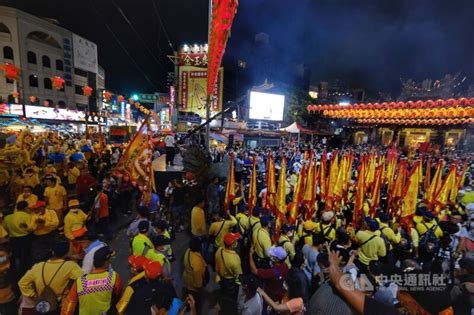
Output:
[307, 98, 474, 125]
[128, 99, 161, 122]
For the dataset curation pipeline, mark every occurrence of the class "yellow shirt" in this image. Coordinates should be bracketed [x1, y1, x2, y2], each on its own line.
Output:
[415, 221, 443, 239]
[0, 225, 8, 239]
[32, 209, 59, 236]
[67, 167, 81, 185]
[191, 206, 207, 237]
[355, 230, 387, 265]
[116, 272, 146, 313]
[131, 233, 153, 256]
[64, 210, 88, 240]
[278, 234, 295, 266]
[236, 213, 249, 234]
[461, 191, 474, 206]
[183, 249, 207, 291]
[2, 211, 34, 237]
[253, 227, 272, 258]
[215, 247, 242, 283]
[44, 185, 67, 211]
[16, 193, 38, 208]
[209, 216, 237, 248]
[18, 259, 83, 298]
[23, 174, 40, 188]
[248, 216, 261, 234]
[380, 223, 401, 249]
[314, 222, 336, 241]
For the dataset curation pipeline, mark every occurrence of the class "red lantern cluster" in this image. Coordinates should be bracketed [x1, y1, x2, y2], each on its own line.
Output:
[133, 102, 161, 122]
[52, 76, 65, 90]
[82, 85, 93, 97]
[117, 95, 125, 103]
[355, 118, 474, 125]
[0, 63, 20, 81]
[307, 98, 474, 112]
[104, 91, 112, 102]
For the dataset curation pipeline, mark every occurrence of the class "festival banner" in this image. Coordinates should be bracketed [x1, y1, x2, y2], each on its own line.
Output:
[425, 160, 444, 207]
[178, 65, 223, 117]
[319, 149, 327, 200]
[434, 161, 459, 212]
[265, 152, 277, 214]
[353, 154, 367, 228]
[400, 161, 421, 227]
[115, 116, 155, 204]
[302, 151, 316, 219]
[288, 159, 306, 225]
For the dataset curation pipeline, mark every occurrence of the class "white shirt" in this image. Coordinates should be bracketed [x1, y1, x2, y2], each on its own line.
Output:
[165, 135, 175, 147]
[82, 241, 106, 274]
[238, 287, 263, 315]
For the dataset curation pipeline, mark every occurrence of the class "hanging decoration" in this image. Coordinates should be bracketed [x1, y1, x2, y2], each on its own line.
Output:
[307, 97, 474, 125]
[11, 91, 20, 99]
[207, 0, 238, 97]
[0, 63, 20, 81]
[52, 76, 65, 90]
[29, 96, 37, 103]
[82, 85, 93, 97]
[133, 101, 161, 123]
[104, 91, 112, 102]
[117, 95, 125, 103]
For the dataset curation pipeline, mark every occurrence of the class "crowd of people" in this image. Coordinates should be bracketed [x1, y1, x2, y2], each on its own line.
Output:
[0, 130, 472, 315]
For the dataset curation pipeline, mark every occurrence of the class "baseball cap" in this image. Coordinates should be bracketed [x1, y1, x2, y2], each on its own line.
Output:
[151, 235, 171, 247]
[368, 219, 379, 231]
[260, 215, 270, 226]
[424, 211, 435, 220]
[321, 211, 334, 222]
[378, 213, 390, 223]
[93, 246, 113, 268]
[31, 200, 46, 209]
[224, 232, 240, 246]
[303, 220, 317, 231]
[143, 260, 163, 280]
[268, 246, 287, 261]
[128, 255, 150, 270]
[281, 224, 296, 233]
[138, 220, 150, 233]
[68, 199, 80, 208]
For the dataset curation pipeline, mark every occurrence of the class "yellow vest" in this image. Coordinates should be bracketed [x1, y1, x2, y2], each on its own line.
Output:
[77, 270, 117, 315]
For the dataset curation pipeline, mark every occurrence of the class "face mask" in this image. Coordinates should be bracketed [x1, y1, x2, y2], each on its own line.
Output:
[0, 256, 8, 264]
[287, 232, 294, 238]
[71, 208, 79, 213]
[23, 193, 31, 197]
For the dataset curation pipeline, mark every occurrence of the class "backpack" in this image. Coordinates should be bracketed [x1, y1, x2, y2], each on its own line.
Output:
[419, 223, 439, 254]
[379, 227, 392, 253]
[296, 232, 311, 251]
[35, 261, 66, 314]
[317, 223, 334, 242]
[395, 228, 413, 253]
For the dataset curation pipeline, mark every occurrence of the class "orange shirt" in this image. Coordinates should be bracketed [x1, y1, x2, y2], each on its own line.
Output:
[95, 193, 109, 219]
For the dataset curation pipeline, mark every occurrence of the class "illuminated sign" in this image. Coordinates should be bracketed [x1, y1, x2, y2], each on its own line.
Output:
[25, 105, 85, 121]
[0, 104, 23, 116]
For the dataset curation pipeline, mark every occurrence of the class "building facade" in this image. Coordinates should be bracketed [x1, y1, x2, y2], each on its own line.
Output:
[0, 6, 101, 111]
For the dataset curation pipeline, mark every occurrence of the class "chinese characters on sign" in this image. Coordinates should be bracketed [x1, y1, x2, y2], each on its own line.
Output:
[85, 114, 107, 125]
[346, 273, 448, 293]
[178, 53, 208, 67]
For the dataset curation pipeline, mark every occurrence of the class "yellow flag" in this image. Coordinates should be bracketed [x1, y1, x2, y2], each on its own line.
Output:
[248, 155, 257, 216]
[115, 116, 154, 204]
[326, 150, 339, 210]
[302, 151, 316, 219]
[425, 160, 444, 207]
[265, 152, 277, 214]
[353, 154, 367, 228]
[319, 149, 327, 200]
[289, 159, 306, 225]
[224, 154, 235, 213]
[401, 161, 421, 223]
[434, 161, 458, 211]
[275, 156, 287, 218]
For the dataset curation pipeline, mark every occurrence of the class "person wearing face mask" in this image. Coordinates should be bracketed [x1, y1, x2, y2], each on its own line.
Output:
[278, 224, 296, 267]
[145, 235, 172, 280]
[75, 230, 107, 274]
[64, 199, 89, 241]
[30, 200, 59, 263]
[16, 186, 38, 209]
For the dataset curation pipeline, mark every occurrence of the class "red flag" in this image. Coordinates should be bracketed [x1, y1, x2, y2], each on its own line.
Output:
[425, 160, 444, 208]
[302, 151, 316, 219]
[288, 159, 306, 225]
[353, 155, 367, 228]
[274, 157, 287, 240]
[326, 150, 339, 210]
[369, 165, 384, 217]
[319, 149, 327, 200]
[434, 161, 459, 212]
[389, 159, 407, 216]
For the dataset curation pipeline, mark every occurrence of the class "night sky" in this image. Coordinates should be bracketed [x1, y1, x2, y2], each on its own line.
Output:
[3, 0, 474, 97]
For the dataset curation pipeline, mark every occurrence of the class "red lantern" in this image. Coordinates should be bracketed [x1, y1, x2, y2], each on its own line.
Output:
[129, 98, 135, 105]
[52, 76, 65, 90]
[398, 102, 406, 109]
[360, 104, 367, 110]
[447, 98, 457, 107]
[11, 91, 19, 98]
[43, 100, 49, 107]
[29, 96, 37, 103]
[415, 101, 424, 108]
[82, 85, 93, 97]
[306, 105, 312, 112]
[104, 91, 112, 102]
[118, 95, 125, 103]
[469, 98, 474, 106]
[374, 103, 381, 109]
[0, 63, 20, 81]
[367, 103, 374, 109]
[407, 101, 415, 108]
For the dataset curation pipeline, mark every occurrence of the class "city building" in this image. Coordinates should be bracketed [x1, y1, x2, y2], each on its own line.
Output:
[313, 79, 366, 104]
[0, 6, 101, 112]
